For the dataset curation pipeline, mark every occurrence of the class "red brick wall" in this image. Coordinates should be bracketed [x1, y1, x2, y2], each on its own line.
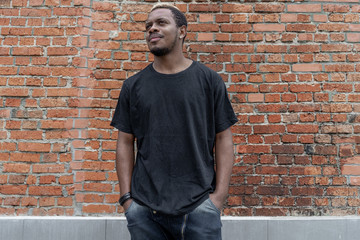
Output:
[0, 0, 360, 216]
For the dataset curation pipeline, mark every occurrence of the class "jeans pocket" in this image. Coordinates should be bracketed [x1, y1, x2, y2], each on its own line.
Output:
[125, 200, 135, 215]
[208, 198, 221, 215]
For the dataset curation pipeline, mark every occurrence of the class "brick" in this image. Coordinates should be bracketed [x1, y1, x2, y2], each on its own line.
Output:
[237, 145, 271, 154]
[256, 166, 287, 175]
[324, 83, 352, 92]
[272, 145, 304, 154]
[350, 177, 360, 186]
[248, 94, 264, 103]
[248, 14, 262, 23]
[290, 83, 321, 92]
[0, 185, 27, 195]
[223, 45, 254, 53]
[47, 47, 78, 56]
[287, 125, 319, 133]
[2, 27, 32, 36]
[291, 187, 323, 196]
[259, 65, 290, 73]
[280, 13, 297, 23]
[292, 64, 322, 72]
[53, 7, 84, 16]
[0, 109, 11, 119]
[342, 166, 360, 175]
[255, 3, 285, 13]
[0, 9, 18, 16]
[33, 164, 65, 173]
[29, 186, 62, 196]
[47, 88, 80, 97]
[58, 197, 73, 206]
[257, 45, 287, 53]
[325, 64, 354, 72]
[286, 24, 316, 32]
[318, 23, 349, 32]
[6, 120, 21, 129]
[257, 186, 288, 196]
[3, 38, 18, 46]
[3, 163, 30, 173]
[18, 142, 51, 152]
[39, 99, 67, 108]
[39, 197, 55, 207]
[197, 33, 213, 41]
[322, 44, 352, 52]
[19, 67, 51, 76]
[21, 197, 37, 206]
[10, 130, 42, 140]
[253, 24, 285, 32]
[349, 24, 360, 32]
[93, 2, 120, 11]
[290, 45, 320, 53]
[253, 125, 285, 134]
[39, 176, 56, 184]
[327, 187, 357, 196]
[84, 183, 112, 192]
[0, 0, 10, 6]
[76, 172, 106, 182]
[222, 4, 252, 13]
[0, 67, 18, 75]
[29, 0, 45, 6]
[342, 156, 360, 164]
[215, 14, 229, 23]
[20, 9, 51, 17]
[189, 4, 220, 12]
[82, 204, 115, 214]
[76, 193, 103, 203]
[33, 28, 64, 36]
[287, 4, 322, 13]
[323, 4, 350, 13]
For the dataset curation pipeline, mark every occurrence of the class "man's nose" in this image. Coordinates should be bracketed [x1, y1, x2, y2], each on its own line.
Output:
[149, 24, 159, 33]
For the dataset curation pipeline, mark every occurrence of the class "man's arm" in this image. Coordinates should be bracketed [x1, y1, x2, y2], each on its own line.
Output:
[115, 131, 135, 210]
[209, 127, 235, 210]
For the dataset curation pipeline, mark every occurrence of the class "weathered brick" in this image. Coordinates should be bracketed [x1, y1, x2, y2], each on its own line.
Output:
[222, 4, 253, 13]
[255, 3, 285, 13]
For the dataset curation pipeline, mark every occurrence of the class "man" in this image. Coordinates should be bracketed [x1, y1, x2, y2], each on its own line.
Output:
[111, 3, 237, 240]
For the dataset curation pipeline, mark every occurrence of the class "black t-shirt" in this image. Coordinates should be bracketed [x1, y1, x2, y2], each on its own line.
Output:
[111, 61, 237, 215]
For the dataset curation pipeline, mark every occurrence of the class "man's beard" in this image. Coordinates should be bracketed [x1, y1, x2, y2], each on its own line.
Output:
[150, 47, 171, 56]
[150, 34, 178, 57]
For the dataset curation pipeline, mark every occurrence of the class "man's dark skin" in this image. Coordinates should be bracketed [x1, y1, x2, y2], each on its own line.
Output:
[115, 8, 235, 213]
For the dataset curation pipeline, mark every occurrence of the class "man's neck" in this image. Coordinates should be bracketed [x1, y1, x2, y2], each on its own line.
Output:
[152, 51, 192, 74]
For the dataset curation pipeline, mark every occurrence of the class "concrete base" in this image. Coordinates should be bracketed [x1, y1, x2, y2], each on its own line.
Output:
[1, 216, 359, 240]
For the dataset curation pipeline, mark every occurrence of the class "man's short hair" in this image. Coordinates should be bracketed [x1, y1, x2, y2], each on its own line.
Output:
[151, 3, 188, 28]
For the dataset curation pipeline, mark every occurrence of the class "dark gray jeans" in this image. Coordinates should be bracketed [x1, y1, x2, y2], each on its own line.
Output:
[125, 198, 222, 240]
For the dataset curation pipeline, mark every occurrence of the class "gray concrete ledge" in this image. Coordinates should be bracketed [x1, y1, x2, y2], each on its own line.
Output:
[0, 216, 359, 240]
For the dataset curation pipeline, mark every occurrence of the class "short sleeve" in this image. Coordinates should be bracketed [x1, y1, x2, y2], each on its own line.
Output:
[214, 77, 238, 133]
[110, 83, 133, 133]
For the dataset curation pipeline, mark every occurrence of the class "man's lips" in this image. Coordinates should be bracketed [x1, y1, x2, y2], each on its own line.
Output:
[150, 37, 161, 43]
[149, 34, 163, 43]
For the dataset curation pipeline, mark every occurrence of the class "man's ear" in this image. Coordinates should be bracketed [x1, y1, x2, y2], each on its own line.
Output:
[179, 25, 187, 39]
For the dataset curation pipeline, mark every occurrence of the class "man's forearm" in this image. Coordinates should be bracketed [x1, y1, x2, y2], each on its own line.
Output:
[115, 131, 135, 196]
[212, 128, 235, 203]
